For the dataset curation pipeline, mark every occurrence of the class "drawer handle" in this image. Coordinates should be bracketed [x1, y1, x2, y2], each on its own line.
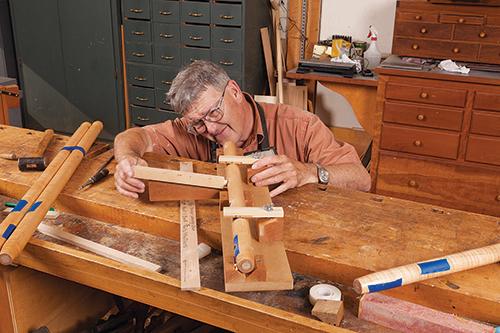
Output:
[420, 92, 428, 99]
[189, 36, 203, 40]
[458, 18, 465, 23]
[415, 15, 422, 20]
[134, 77, 147, 81]
[130, 9, 143, 13]
[412, 44, 419, 50]
[136, 97, 148, 101]
[161, 80, 172, 85]
[159, 11, 172, 15]
[160, 34, 173, 38]
[417, 114, 425, 121]
[189, 13, 202, 17]
[495, 195, 500, 202]
[132, 31, 144, 35]
[408, 180, 418, 188]
[420, 28, 427, 34]
[453, 47, 460, 53]
[163, 101, 171, 105]
[133, 53, 145, 57]
[190, 58, 200, 62]
[220, 39, 234, 43]
[220, 61, 234, 66]
[413, 140, 422, 147]
[479, 32, 486, 38]
[220, 15, 234, 19]
[137, 117, 149, 121]
[161, 56, 174, 60]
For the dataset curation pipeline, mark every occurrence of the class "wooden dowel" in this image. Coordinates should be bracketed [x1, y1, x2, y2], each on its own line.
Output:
[353, 243, 500, 295]
[0, 122, 91, 249]
[0, 121, 103, 266]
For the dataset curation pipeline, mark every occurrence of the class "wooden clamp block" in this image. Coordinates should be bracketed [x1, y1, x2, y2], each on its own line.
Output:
[312, 299, 344, 327]
[223, 254, 267, 284]
[257, 217, 284, 243]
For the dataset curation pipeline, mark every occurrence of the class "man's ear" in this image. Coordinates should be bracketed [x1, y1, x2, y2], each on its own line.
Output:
[227, 79, 243, 102]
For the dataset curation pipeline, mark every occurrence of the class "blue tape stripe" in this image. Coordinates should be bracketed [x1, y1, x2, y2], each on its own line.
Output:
[233, 234, 240, 259]
[61, 146, 86, 156]
[418, 259, 451, 275]
[368, 278, 403, 293]
[28, 201, 42, 213]
[11, 199, 28, 213]
[2, 224, 16, 240]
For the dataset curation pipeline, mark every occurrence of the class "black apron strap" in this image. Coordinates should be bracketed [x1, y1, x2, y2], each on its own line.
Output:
[256, 102, 270, 151]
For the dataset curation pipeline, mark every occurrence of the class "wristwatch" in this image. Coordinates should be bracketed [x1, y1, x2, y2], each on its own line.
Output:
[313, 163, 330, 185]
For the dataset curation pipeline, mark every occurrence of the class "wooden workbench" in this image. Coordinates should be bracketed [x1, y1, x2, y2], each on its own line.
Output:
[0, 125, 499, 331]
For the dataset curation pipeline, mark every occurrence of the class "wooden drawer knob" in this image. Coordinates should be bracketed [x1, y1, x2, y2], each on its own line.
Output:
[496, 195, 500, 202]
[479, 32, 486, 38]
[420, 92, 428, 99]
[412, 44, 419, 50]
[420, 28, 427, 34]
[415, 15, 422, 20]
[408, 180, 417, 188]
[453, 48, 460, 53]
[413, 140, 422, 147]
[137, 117, 149, 121]
[458, 18, 465, 23]
[417, 114, 425, 121]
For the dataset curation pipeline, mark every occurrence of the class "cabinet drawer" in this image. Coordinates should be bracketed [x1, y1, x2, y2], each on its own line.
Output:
[154, 44, 181, 67]
[383, 101, 463, 131]
[395, 22, 452, 39]
[158, 110, 182, 122]
[212, 27, 243, 50]
[392, 37, 479, 62]
[123, 20, 151, 42]
[211, 49, 242, 72]
[470, 111, 500, 137]
[129, 86, 155, 108]
[385, 81, 467, 108]
[156, 89, 171, 110]
[181, 25, 211, 48]
[182, 47, 210, 66]
[127, 64, 154, 88]
[375, 152, 500, 217]
[487, 15, 500, 26]
[397, 11, 438, 22]
[130, 105, 157, 126]
[211, 3, 242, 27]
[153, 23, 181, 44]
[466, 134, 500, 166]
[123, 0, 150, 20]
[479, 44, 500, 65]
[454, 26, 500, 43]
[380, 123, 460, 160]
[181, 1, 210, 25]
[440, 14, 485, 25]
[152, 0, 180, 23]
[125, 42, 153, 64]
[473, 91, 500, 112]
[154, 68, 177, 90]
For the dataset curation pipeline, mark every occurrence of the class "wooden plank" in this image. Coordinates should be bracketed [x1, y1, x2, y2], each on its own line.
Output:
[179, 162, 201, 291]
[260, 27, 276, 96]
[223, 206, 284, 218]
[133, 165, 226, 189]
[148, 181, 220, 201]
[37, 223, 162, 272]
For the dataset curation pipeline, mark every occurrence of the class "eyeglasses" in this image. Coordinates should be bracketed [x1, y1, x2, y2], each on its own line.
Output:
[187, 83, 228, 135]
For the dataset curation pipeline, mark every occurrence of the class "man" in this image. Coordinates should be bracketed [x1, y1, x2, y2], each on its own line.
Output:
[114, 60, 370, 198]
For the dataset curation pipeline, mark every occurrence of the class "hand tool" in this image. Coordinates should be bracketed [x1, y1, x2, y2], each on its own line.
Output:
[18, 129, 54, 171]
[78, 168, 109, 190]
[0, 153, 17, 160]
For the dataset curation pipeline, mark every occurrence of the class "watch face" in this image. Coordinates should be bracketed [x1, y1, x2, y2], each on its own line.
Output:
[315, 164, 329, 184]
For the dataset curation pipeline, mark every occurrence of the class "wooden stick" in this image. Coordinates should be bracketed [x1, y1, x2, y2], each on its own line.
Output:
[37, 223, 161, 272]
[132, 165, 226, 189]
[0, 121, 103, 266]
[0, 122, 91, 249]
[353, 243, 500, 295]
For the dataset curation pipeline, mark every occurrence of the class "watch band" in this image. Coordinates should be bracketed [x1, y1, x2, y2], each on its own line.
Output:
[313, 163, 330, 185]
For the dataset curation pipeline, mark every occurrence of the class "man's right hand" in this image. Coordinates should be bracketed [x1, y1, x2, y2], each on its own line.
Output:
[114, 156, 149, 199]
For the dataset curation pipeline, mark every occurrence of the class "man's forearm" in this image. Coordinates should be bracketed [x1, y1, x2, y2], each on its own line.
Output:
[324, 163, 371, 192]
[114, 127, 153, 162]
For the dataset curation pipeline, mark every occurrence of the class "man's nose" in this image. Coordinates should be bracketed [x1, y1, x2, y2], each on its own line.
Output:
[205, 121, 218, 133]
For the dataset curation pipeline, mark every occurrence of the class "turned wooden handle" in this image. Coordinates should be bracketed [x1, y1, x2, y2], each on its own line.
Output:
[33, 129, 54, 157]
[353, 243, 500, 294]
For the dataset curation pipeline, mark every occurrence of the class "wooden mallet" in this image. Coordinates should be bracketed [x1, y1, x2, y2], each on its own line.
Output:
[18, 129, 54, 171]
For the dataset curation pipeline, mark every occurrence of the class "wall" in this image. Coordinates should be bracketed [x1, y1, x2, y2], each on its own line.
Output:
[314, 0, 397, 130]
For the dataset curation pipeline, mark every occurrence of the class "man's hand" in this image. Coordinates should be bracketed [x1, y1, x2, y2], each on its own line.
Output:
[250, 155, 317, 197]
[114, 156, 149, 199]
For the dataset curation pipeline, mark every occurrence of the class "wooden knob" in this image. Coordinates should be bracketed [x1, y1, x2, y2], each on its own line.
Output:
[458, 18, 465, 23]
[420, 92, 428, 99]
[479, 32, 486, 38]
[417, 114, 425, 121]
[408, 180, 417, 187]
[413, 140, 422, 147]
[415, 15, 421, 20]
[495, 195, 500, 202]
[453, 48, 460, 53]
[420, 28, 427, 34]
[412, 44, 419, 50]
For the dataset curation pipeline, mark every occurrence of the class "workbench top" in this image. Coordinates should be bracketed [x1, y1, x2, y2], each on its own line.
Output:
[0, 125, 499, 331]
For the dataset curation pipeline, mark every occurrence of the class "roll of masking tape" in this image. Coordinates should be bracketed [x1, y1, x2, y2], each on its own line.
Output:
[309, 284, 342, 306]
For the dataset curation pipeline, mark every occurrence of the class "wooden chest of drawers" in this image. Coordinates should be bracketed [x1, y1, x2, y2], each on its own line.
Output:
[393, 0, 500, 65]
[371, 61, 500, 217]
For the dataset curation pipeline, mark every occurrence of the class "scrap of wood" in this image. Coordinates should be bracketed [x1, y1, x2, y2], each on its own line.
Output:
[132, 165, 226, 189]
[223, 206, 284, 218]
[359, 293, 496, 333]
[218, 155, 259, 165]
[312, 299, 344, 327]
[260, 27, 276, 96]
[179, 162, 201, 291]
[3, 208, 60, 219]
[37, 223, 162, 273]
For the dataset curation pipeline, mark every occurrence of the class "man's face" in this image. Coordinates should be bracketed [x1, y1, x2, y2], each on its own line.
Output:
[184, 82, 249, 148]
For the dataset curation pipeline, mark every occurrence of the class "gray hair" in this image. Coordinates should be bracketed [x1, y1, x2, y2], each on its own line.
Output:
[167, 60, 230, 114]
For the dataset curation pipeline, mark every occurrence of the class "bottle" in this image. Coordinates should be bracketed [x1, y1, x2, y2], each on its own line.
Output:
[364, 25, 382, 70]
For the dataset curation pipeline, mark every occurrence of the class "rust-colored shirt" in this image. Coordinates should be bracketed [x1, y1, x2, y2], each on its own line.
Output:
[144, 93, 361, 166]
